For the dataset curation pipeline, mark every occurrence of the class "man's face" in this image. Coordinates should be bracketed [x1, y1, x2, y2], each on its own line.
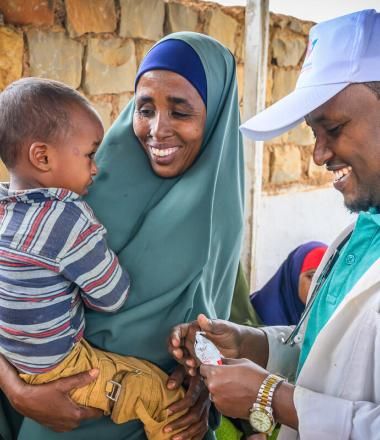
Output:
[306, 84, 380, 212]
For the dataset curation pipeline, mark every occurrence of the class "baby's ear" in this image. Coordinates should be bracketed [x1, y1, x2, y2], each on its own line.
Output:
[29, 142, 51, 171]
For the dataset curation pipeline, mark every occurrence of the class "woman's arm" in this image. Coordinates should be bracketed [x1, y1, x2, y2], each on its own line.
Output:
[0, 354, 102, 432]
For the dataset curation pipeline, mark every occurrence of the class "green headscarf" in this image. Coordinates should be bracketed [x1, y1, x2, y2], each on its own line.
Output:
[18, 32, 244, 440]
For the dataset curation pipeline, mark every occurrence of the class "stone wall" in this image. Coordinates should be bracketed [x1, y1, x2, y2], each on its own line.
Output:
[263, 13, 331, 193]
[0, 0, 330, 190]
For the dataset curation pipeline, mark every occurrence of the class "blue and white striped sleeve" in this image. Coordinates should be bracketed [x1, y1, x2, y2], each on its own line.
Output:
[59, 214, 130, 312]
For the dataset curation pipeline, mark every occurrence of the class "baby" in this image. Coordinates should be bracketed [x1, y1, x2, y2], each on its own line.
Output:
[0, 77, 184, 439]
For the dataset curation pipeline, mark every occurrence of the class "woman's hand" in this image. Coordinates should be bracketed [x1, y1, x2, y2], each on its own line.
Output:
[164, 365, 210, 440]
[169, 314, 246, 375]
[0, 355, 102, 432]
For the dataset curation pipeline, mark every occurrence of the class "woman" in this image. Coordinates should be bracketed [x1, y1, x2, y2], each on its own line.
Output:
[0, 32, 244, 440]
[250, 242, 327, 326]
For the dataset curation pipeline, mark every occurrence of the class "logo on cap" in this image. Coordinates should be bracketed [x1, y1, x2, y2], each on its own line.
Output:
[302, 38, 318, 73]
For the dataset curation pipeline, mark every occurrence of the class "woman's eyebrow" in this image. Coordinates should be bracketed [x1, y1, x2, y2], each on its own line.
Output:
[136, 94, 196, 110]
[135, 95, 153, 104]
[168, 96, 195, 109]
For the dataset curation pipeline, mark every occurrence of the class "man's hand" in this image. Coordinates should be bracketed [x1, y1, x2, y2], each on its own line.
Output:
[0, 355, 102, 432]
[164, 365, 210, 440]
[200, 358, 267, 419]
[200, 358, 298, 430]
[169, 314, 244, 375]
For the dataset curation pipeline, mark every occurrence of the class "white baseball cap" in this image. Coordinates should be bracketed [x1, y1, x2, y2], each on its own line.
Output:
[240, 9, 380, 141]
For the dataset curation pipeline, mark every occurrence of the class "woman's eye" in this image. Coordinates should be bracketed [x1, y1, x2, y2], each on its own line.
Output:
[88, 152, 95, 159]
[137, 108, 154, 117]
[172, 111, 189, 118]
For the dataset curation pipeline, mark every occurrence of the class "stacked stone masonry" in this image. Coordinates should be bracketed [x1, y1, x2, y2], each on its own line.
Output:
[0, 0, 330, 191]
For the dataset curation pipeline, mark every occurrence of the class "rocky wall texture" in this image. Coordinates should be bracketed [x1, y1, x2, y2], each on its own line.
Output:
[263, 14, 330, 193]
[0, 0, 330, 190]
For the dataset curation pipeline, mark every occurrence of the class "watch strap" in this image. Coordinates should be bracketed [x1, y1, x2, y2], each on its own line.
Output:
[255, 373, 284, 410]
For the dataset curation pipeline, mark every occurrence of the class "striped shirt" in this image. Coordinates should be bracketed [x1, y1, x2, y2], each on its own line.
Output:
[0, 185, 130, 374]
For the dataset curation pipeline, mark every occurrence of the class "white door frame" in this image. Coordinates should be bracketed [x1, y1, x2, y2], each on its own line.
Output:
[241, 0, 270, 289]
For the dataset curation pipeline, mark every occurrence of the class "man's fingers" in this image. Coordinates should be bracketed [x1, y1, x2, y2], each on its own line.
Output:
[197, 314, 213, 333]
[199, 364, 213, 385]
[221, 357, 243, 365]
[197, 314, 224, 336]
[56, 369, 99, 393]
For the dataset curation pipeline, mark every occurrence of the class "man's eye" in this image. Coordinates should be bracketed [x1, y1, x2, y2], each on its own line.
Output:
[326, 125, 342, 136]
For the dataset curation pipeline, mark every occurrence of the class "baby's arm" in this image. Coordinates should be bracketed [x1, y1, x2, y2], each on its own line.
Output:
[60, 213, 130, 312]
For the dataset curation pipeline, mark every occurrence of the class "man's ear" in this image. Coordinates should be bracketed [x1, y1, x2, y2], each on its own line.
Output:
[28, 142, 52, 171]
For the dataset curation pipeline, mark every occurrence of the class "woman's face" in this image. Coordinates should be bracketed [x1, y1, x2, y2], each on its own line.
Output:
[133, 70, 207, 178]
[298, 269, 316, 305]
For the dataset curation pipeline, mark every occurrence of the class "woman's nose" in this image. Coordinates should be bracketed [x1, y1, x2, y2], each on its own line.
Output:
[149, 113, 172, 139]
[313, 136, 333, 167]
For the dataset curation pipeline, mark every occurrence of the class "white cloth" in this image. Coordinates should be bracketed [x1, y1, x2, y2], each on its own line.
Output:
[263, 222, 380, 439]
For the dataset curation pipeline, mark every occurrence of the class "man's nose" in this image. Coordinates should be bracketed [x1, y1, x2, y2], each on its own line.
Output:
[313, 137, 333, 167]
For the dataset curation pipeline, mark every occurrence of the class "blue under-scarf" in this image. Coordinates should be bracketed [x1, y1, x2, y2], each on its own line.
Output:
[135, 39, 207, 106]
[250, 241, 326, 325]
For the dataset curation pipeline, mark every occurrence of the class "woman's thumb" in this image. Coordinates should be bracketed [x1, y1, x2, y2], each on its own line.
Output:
[59, 368, 99, 392]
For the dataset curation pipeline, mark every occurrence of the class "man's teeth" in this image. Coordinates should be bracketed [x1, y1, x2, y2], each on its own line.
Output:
[151, 147, 178, 157]
[333, 166, 352, 181]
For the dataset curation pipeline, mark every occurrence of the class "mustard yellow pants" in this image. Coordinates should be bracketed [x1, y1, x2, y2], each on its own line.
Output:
[21, 339, 185, 439]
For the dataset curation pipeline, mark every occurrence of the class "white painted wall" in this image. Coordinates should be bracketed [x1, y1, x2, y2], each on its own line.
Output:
[254, 187, 356, 289]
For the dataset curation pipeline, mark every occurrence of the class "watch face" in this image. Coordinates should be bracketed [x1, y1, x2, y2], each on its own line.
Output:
[249, 409, 272, 433]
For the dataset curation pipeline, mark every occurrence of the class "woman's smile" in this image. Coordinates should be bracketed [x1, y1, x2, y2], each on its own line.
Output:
[148, 144, 180, 164]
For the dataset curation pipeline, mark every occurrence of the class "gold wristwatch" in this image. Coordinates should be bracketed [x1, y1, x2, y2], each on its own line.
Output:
[249, 373, 284, 435]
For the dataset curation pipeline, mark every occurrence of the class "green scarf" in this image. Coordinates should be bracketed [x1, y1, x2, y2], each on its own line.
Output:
[18, 32, 244, 440]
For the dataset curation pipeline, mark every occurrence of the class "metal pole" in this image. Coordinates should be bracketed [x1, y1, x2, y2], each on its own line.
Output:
[241, 0, 269, 288]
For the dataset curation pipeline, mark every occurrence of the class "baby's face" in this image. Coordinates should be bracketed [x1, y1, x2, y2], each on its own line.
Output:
[50, 107, 104, 196]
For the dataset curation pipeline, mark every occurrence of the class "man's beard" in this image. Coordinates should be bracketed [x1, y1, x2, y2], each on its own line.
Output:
[344, 181, 380, 212]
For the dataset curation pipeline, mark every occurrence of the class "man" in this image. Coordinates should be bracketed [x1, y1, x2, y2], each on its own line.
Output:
[169, 9, 380, 439]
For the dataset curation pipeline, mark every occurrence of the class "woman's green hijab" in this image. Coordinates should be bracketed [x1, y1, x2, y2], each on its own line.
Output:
[18, 32, 244, 440]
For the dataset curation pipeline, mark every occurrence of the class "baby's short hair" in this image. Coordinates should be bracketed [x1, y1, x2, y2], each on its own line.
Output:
[0, 77, 93, 168]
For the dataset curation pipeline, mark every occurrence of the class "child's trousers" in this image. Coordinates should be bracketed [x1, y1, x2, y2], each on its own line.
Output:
[20, 339, 186, 439]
